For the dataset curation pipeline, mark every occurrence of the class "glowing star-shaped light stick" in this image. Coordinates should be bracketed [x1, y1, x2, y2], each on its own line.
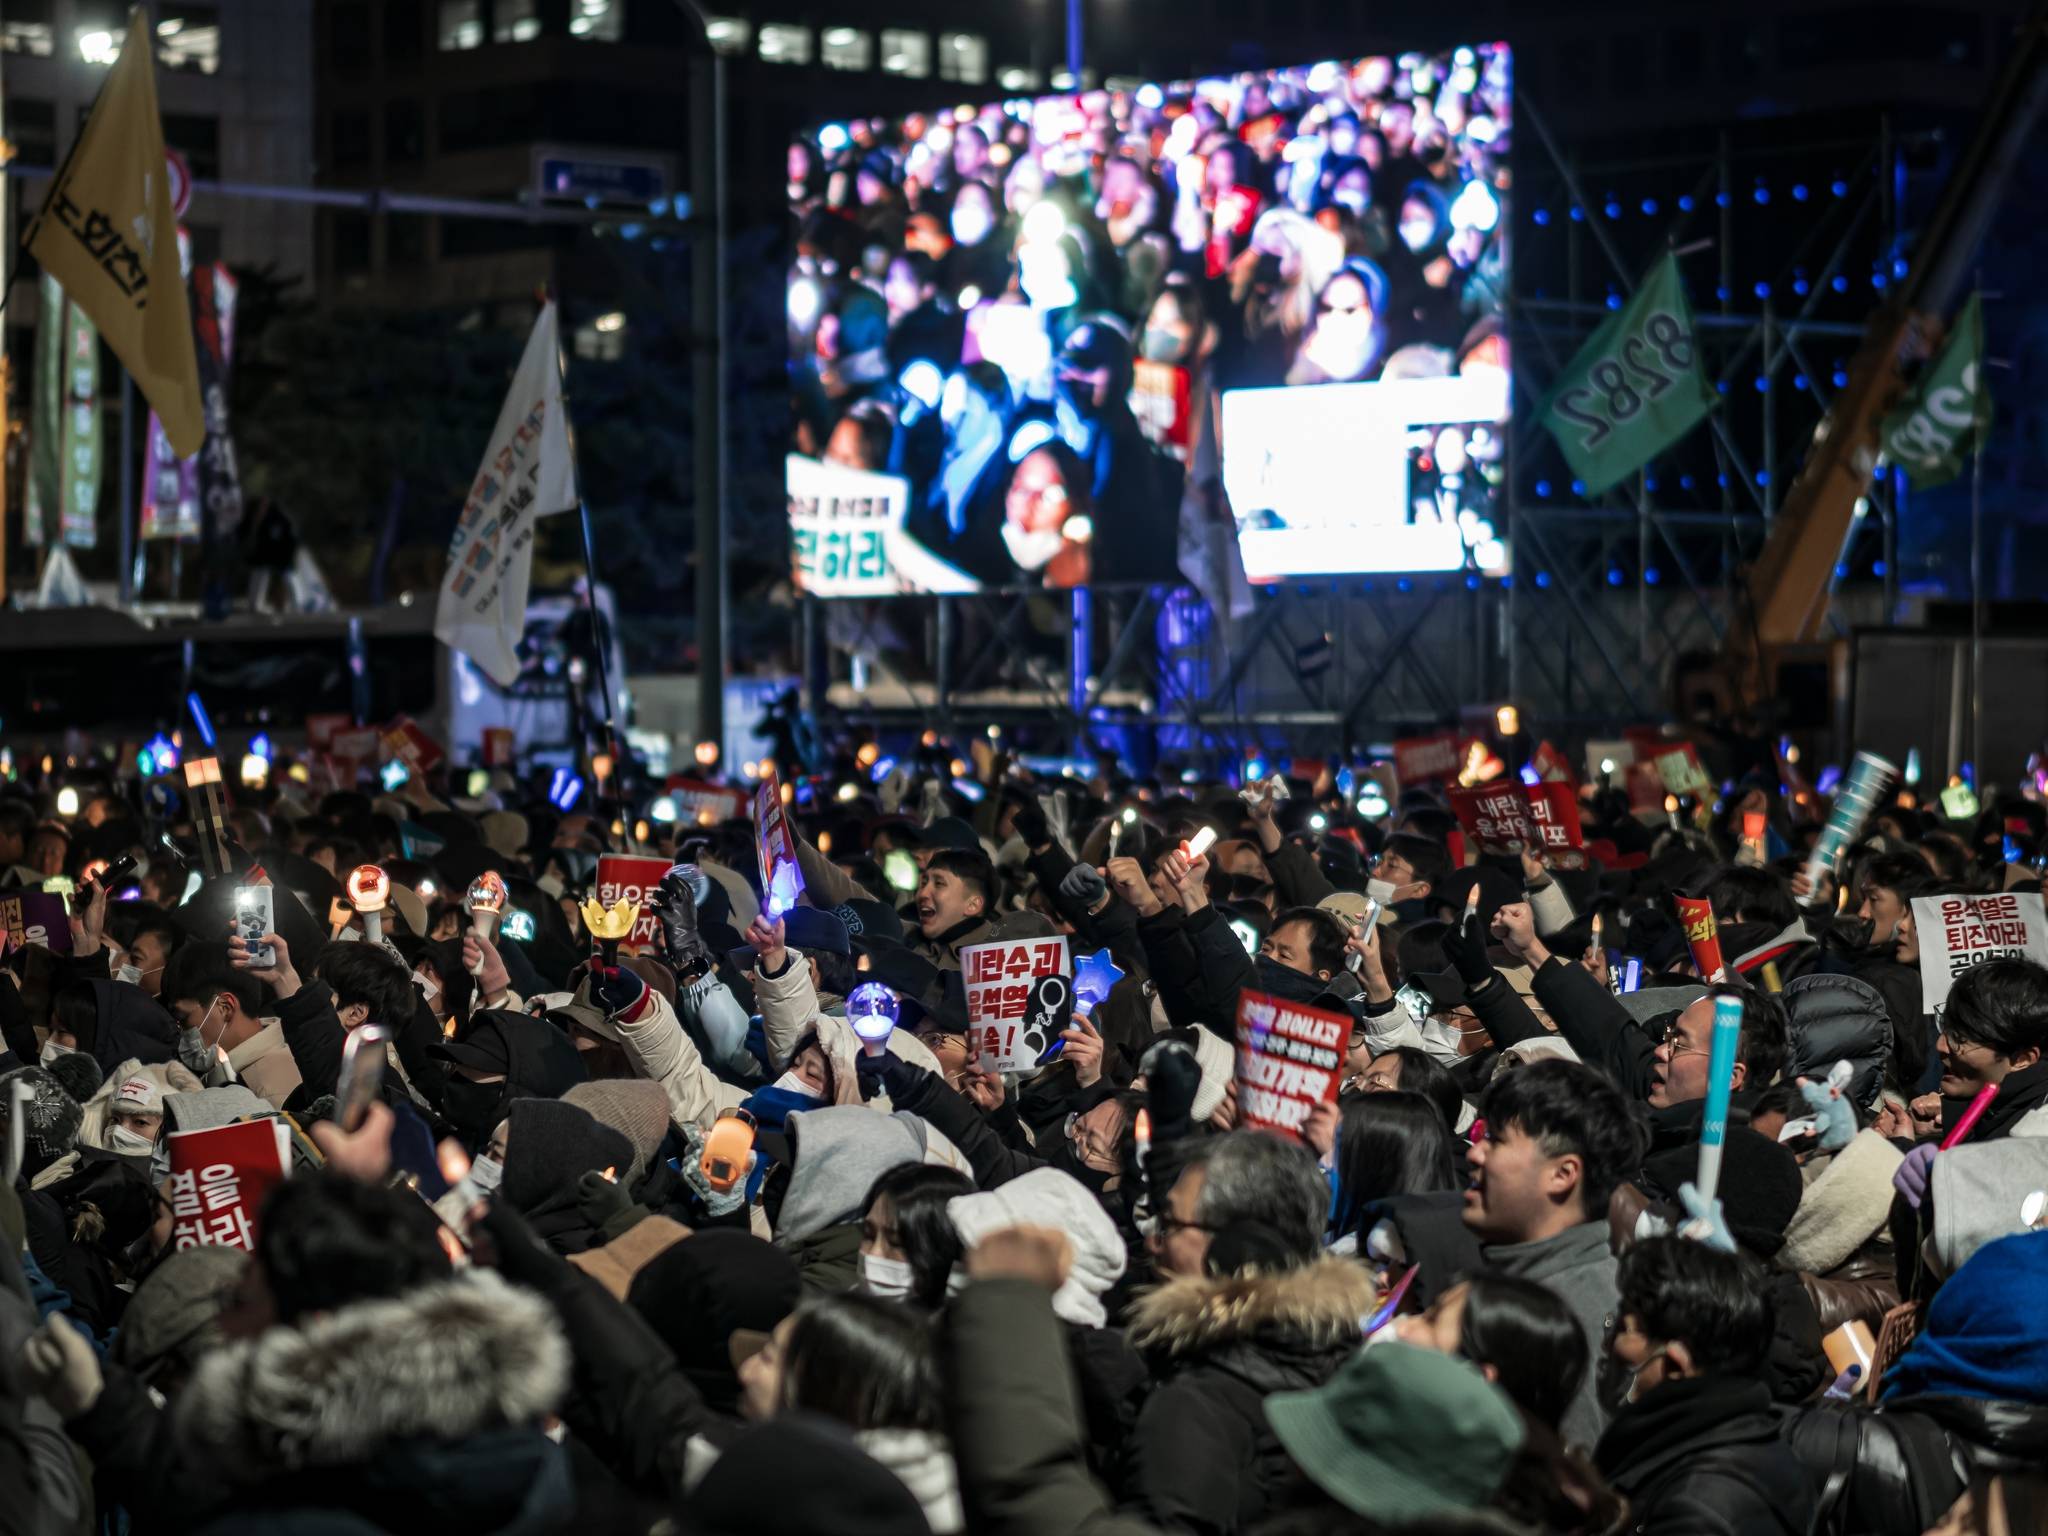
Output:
[465, 870, 509, 975]
[580, 894, 641, 969]
[1072, 947, 1125, 1018]
[348, 864, 392, 945]
[763, 857, 803, 920]
[847, 981, 901, 1058]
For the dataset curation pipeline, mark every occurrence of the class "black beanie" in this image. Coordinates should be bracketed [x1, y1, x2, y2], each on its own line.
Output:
[45, 1051, 104, 1107]
[1645, 1126, 1803, 1259]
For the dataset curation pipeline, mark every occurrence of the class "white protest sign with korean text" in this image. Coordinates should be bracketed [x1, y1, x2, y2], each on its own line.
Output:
[1911, 892, 2048, 1018]
[787, 454, 977, 597]
[961, 935, 1071, 1071]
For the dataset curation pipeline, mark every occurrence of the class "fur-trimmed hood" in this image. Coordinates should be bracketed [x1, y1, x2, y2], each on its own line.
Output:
[177, 1269, 569, 1481]
[1126, 1256, 1378, 1362]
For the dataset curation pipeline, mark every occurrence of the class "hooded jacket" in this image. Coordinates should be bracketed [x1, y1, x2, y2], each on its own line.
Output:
[754, 947, 947, 1107]
[1118, 1256, 1378, 1534]
[1779, 972, 1892, 1116]
[174, 1270, 574, 1535]
[1595, 1375, 1816, 1536]
[71, 978, 182, 1075]
[78, 1055, 204, 1154]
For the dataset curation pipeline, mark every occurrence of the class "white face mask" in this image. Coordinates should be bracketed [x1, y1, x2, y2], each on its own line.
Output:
[1400, 216, 1437, 252]
[109, 1124, 156, 1155]
[859, 1251, 916, 1300]
[414, 969, 440, 1004]
[467, 1155, 504, 1194]
[771, 1069, 825, 1102]
[116, 963, 144, 987]
[1003, 520, 1068, 573]
[39, 1039, 74, 1067]
[1366, 877, 1399, 905]
[951, 205, 994, 246]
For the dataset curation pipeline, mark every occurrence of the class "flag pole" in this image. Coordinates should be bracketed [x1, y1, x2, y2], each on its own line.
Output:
[1969, 276, 1986, 788]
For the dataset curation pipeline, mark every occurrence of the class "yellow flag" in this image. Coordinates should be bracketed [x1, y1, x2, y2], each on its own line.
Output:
[23, 9, 202, 457]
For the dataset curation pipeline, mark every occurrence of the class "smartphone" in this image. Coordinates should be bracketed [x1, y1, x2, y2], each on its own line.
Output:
[335, 1023, 392, 1133]
[701, 1107, 757, 1194]
[97, 851, 141, 891]
[233, 885, 276, 968]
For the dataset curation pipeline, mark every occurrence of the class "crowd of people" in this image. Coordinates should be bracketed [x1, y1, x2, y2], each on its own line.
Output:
[788, 47, 1512, 594]
[0, 718, 2045, 1536]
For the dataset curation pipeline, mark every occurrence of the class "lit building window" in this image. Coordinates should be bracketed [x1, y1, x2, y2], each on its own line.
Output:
[759, 23, 810, 65]
[880, 29, 929, 77]
[569, 0, 624, 41]
[493, 0, 541, 43]
[996, 65, 1041, 93]
[938, 32, 986, 84]
[1, 8, 55, 58]
[154, 4, 219, 73]
[437, 0, 481, 51]
[574, 311, 628, 361]
[75, 26, 125, 65]
[704, 16, 749, 54]
[820, 26, 869, 70]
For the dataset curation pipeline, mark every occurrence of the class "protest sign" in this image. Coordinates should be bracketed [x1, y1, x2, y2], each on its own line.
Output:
[1129, 360, 1193, 457]
[305, 713, 351, 751]
[596, 853, 672, 949]
[1393, 732, 1466, 790]
[961, 936, 1071, 1071]
[1911, 892, 2048, 1018]
[666, 774, 749, 825]
[167, 1118, 291, 1254]
[381, 715, 446, 775]
[1530, 740, 1576, 784]
[787, 454, 979, 597]
[0, 892, 71, 955]
[1234, 989, 1346, 1141]
[753, 769, 805, 918]
[1448, 782, 1585, 864]
[1654, 744, 1712, 796]
[1674, 894, 1726, 981]
[480, 726, 516, 767]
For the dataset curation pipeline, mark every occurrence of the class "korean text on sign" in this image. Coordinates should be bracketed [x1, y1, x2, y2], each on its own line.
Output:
[960, 936, 1070, 1072]
[166, 1119, 291, 1254]
[1911, 892, 2048, 1017]
[1233, 989, 1346, 1141]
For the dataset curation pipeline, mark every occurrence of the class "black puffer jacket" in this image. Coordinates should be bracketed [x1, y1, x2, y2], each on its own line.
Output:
[1784, 1394, 2048, 1536]
[1780, 972, 1892, 1115]
[1116, 1257, 1376, 1535]
[1596, 1375, 1817, 1536]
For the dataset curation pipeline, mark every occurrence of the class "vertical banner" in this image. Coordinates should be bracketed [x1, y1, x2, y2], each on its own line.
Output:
[1233, 989, 1345, 1141]
[1910, 892, 2048, 1020]
[23, 273, 66, 547]
[57, 281, 102, 548]
[167, 1118, 291, 1252]
[960, 935, 1071, 1071]
[192, 263, 244, 541]
[139, 408, 201, 540]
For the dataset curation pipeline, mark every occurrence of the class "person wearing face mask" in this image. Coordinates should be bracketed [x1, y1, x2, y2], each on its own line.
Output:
[158, 940, 302, 1111]
[424, 1007, 587, 1150]
[856, 1163, 973, 1306]
[997, 438, 1093, 587]
[1591, 1236, 1817, 1536]
[1286, 260, 1390, 385]
[105, 906, 180, 999]
[772, 1102, 972, 1292]
[1044, 317, 1176, 586]
[79, 1063, 200, 1160]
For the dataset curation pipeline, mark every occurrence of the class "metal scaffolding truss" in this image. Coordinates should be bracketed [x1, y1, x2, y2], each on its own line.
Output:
[807, 101, 1919, 762]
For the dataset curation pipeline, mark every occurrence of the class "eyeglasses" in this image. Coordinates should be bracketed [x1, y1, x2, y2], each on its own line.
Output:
[1654, 1020, 1707, 1059]
[1153, 1212, 1221, 1239]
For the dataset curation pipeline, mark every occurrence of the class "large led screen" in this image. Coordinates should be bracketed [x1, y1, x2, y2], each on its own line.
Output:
[787, 43, 1512, 594]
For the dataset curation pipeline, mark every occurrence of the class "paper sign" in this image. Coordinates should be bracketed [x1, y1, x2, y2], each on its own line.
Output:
[597, 853, 673, 950]
[1393, 732, 1467, 789]
[0, 892, 72, 954]
[753, 768, 805, 918]
[1448, 783, 1585, 864]
[480, 726, 516, 767]
[381, 714, 446, 775]
[1654, 744, 1711, 796]
[1530, 740, 1576, 784]
[331, 727, 379, 762]
[1910, 892, 2048, 1019]
[666, 774, 749, 825]
[167, 1118, 290, 1254]
[961, 936, 1071, 1071]
[1675, 894, 1726, 981]
[1585, 738, 1636, 782]
[305, 712, 351, 750]
[1130, 360, 1193, 457]
[1234, 989, 1346, 1141]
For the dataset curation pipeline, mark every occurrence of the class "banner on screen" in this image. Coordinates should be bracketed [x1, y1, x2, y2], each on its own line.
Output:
[788, 43, 1512, 594]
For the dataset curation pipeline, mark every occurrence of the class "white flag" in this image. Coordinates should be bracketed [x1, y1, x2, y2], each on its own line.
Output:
[434, 302, 579, 686]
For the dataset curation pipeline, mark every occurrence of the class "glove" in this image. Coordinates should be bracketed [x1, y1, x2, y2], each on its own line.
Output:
[682, 971, 752, 1069]
[575, 1169, 646, 1239]
[1677, 1181, 1736, 1254]
[588, 964, 646, 1020]
[20, 1313, 103, 1420]
[677, 1122, 752, 1219]
[1441, 910, 1497, 991]
[1893, 1142, 1938, 1209]
[1012, 803, 1051, 852]
[652, 867, 714, 973]
[1139, 1036, 1202, 1139]
[855, 1046, 921, 1104]
[1059, 864, 1109, 912]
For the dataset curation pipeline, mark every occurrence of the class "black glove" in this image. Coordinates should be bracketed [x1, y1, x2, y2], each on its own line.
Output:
[1139, 1036, 1202, 1141]
[652, 865, 714, 974]
[1059, 864, 1109, 912]
[855, 1045, 922, 1104]
[575, 1169, 646, 1240]
[1013, 803, 1052, 852]
[1441, 909, 1497, 991]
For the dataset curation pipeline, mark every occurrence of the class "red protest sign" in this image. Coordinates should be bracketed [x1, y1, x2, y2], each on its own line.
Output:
[330, 727, 379, 763]
[1674, 894, 1726, 981]
[1130, 360, 1193, 456]
[381, 715, 446, 775]
[1530, 740, 1575, 784]
[596, 854, 672, 950]
[305, 712, 351, 751]
[0, 892, 71, 954]
[480, 727, 516, 767]
[666, 775, 749, 825]
[961, 935, 1071, 1071]
[1524, 782, 1586, 864]
[1234, 990, 1346, 1141]
[1393, 732, 1466, 789]
[1450, 784, 1534, 856]
[167, 1118, 290, 1254]
[754, 769, 805, 918]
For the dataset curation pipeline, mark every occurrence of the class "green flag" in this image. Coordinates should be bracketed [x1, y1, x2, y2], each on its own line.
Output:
[1540, 250, 1718, 496]
[1880, 292, 1990, 489]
